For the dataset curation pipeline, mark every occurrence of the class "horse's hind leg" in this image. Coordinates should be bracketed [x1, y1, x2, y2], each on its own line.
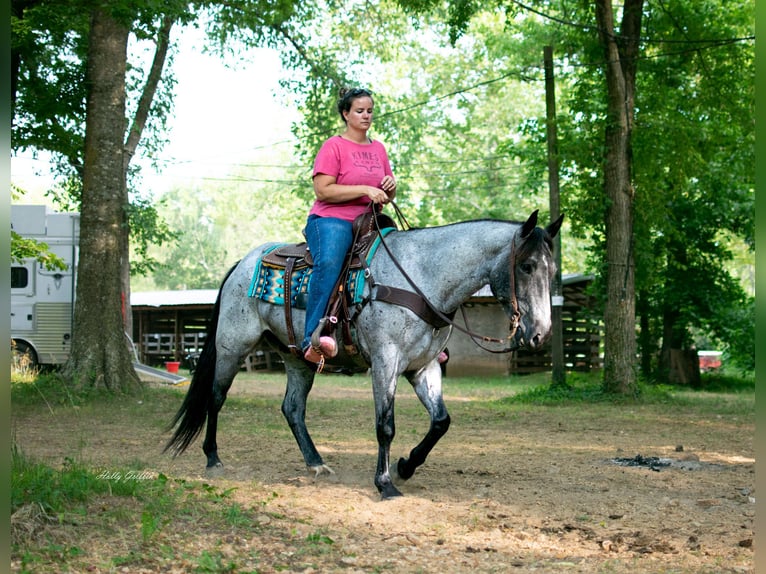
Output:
[202, 352, 242, 469]
[395, 361, 451, 481]
[281, 358, 331, 476]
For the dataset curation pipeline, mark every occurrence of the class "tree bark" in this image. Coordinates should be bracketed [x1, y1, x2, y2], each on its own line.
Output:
[595, 0, 643, 394]
[668, 348, 701, 387]
[65, 7, 140, 391]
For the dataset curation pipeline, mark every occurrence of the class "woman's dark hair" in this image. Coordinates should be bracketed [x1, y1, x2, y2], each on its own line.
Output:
[338, 88, 373, 123]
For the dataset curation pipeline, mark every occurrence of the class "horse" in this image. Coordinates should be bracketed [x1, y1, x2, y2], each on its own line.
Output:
[165, 210, 563, 499]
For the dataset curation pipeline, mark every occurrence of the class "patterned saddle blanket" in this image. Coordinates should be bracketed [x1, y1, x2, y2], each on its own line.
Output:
[247, 228, 394, 309]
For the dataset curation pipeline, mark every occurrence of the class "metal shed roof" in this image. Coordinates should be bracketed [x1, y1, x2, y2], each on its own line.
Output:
[131, 289, 219, 308]
[130, 274, 593, 308]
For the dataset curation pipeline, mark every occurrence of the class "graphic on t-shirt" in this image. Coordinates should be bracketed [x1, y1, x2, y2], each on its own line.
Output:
[351, 150, 382, 173]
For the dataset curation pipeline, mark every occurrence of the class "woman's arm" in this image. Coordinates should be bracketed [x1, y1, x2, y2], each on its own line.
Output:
[313, 174, 392, 204]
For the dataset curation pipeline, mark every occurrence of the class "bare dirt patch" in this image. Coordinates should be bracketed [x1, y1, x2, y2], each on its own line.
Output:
[11, 373, 755, 573]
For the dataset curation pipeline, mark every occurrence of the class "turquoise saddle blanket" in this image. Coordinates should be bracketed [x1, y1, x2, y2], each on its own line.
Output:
[247, 228, 394, 309]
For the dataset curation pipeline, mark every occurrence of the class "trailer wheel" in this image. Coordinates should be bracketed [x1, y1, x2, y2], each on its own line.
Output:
[11, 340, 38, 371]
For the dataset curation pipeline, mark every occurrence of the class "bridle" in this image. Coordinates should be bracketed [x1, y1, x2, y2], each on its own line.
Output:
[372, 204, 524, 354]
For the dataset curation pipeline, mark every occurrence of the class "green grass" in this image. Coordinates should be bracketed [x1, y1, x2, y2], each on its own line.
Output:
[11, 449, 144, 516]
[503, 369, 754, 408]
[11, 445, 272, 572]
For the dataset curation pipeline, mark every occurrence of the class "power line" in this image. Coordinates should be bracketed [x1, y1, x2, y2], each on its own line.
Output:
[508, 0, 754, 46]
[151, 29, 751, 169]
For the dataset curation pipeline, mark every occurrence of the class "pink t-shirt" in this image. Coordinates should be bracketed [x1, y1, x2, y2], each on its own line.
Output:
[310, 135, 394, 222]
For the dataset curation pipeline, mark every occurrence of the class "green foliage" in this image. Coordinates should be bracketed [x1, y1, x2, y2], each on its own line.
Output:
[11, 451, 141, 516]
[12, 0, 312, 285]
[13, 0, 753, 386]
[11, 2, 89, 167]
[391, 0, 753, 382]
[137, 166, 307, 290]
[10, 231, 67, 270]
[283, 4, 557, 229]
[698, 370, 755, 393]
[505, 369, 754, 407]
[126, 194, 180, 277]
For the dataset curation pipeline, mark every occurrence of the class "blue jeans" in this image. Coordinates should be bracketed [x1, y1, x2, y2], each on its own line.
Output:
[302, 215, 354, 351]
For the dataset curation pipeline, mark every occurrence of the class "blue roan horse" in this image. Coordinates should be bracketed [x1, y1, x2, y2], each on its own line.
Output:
[165, 210, 563, 499]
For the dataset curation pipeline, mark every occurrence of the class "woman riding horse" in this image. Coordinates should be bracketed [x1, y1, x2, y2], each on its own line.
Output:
[303, 87, 396, 364]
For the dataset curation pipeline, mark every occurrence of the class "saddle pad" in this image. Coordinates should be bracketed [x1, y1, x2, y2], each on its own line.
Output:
[247, 228, 393, 308]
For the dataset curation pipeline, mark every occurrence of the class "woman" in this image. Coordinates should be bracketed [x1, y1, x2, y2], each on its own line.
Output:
[302, 88, 397, 364]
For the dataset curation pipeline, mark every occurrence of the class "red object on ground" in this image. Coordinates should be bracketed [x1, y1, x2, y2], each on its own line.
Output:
[698, 351, 722, 372]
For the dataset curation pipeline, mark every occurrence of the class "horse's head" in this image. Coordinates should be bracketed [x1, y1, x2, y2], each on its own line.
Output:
[492, 210, 564, 351]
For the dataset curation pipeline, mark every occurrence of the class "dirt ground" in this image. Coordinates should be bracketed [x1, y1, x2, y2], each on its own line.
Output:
[11, 374, 755, 573]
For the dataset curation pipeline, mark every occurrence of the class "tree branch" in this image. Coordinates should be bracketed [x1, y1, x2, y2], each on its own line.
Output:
[123, 14, 174, 173]
[274, 24, 344, 89]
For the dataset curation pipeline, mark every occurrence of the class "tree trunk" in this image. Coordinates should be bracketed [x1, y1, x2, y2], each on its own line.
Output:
[659, 306, 679, 379]
[668, 348, 701, 387]
[65, 7, 140, 391]
[637, 291, 654, 378]
[595, 0, 643, 395]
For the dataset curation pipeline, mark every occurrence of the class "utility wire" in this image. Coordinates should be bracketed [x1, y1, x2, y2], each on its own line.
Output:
[508, 0, 754, 45]
[144, 6, 752, 183]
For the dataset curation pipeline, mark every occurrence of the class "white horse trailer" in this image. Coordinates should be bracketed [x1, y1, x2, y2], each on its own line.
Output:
[11, 205, 80, 367]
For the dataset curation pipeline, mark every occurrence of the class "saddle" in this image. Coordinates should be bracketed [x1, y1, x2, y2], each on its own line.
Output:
[262, 211, 398, 359]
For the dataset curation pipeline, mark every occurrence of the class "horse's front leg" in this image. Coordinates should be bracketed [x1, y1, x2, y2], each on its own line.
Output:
[281, 359, 333, 476]
[370, 363, 402, 499]
[395, 361, 451, 481]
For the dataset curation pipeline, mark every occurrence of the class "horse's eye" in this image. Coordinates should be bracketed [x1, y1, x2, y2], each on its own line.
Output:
[519, 262, 534, 275]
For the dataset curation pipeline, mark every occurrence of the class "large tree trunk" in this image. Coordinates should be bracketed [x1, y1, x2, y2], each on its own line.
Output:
[595, 0, 643, 394]
[65, 7, 140, 391]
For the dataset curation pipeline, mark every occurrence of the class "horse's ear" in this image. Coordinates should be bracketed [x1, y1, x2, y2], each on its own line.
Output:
[520, 210, 539, 239]
[546, 214, 564, 239]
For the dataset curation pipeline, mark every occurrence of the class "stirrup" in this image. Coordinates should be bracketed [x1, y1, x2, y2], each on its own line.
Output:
[303, 346, 326, 372]
[310, 321, 338, 358]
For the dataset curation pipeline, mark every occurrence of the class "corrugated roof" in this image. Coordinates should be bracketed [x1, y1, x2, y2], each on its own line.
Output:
[130, 274, 593, 308]
[131, 290, 219, 307]
[472, 274, 592, 299]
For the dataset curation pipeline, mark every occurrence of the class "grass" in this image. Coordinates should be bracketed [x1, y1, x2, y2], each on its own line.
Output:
[11, 444, 280, 573]
[10, 366, 754, 573]
[504, 369, 754, 408]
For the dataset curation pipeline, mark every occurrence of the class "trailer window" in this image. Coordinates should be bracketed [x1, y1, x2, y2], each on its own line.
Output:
[11, 267, 29, 289]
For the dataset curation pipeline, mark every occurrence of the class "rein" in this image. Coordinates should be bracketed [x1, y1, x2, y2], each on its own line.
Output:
[371, 203, 522, 354]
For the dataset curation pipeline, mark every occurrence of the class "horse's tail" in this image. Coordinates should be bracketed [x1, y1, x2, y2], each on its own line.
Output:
[163, 263, 239, 456]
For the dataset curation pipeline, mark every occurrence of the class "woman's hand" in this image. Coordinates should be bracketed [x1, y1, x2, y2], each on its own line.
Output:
[380, 175, 397, 199]
[313, 173, 396, 204]
[366, 186, 391, 204]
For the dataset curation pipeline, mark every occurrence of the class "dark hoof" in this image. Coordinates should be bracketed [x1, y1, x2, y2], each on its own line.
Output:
[395, 457, 415, 481]
[206, 454, 223, 472]
[376, 474, 404, 499]
[380, 484, 403, 499]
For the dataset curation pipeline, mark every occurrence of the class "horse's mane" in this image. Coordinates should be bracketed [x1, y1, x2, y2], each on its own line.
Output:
[394, 218, 554, 259]
[399, 218, 516, 232]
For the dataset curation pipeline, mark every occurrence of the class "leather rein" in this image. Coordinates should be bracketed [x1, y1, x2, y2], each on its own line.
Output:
[371, 203, 523, 354]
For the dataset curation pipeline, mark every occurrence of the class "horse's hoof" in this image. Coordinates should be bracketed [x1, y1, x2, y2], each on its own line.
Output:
[380, 484, 403, 499]
[393, 457, 414, 481]
[308, 464, 335, 478]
